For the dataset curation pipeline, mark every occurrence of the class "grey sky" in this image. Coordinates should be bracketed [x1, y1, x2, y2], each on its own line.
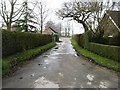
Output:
[0, 0, 119, 34]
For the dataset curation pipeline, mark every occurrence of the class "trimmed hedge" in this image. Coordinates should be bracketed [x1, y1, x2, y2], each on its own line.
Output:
[89, 43, 120, 62]
[72, 30, 94, 49]
[73, 31, 120, 62]
[2, 42, 56, 76]
[2, 30, 53, 57]
[71, 40, 120, 72]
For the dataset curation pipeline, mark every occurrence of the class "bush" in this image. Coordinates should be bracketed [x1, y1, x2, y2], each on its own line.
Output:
[53, 34, 59, 42]
[2, 30, 53, 57]
[106, 34, 120, 46]
[89, 43, 120, 62]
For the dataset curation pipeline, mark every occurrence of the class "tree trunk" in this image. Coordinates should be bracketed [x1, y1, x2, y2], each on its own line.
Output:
[78, 20, 89, 32]
[40, 21, 43, 34]
[8, 0, 14, 31]
[7, 23, 12, 31]
[40, 3, 43, 34]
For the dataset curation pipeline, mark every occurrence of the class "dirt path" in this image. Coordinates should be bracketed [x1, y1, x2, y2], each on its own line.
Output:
[2, 38, 119, 89]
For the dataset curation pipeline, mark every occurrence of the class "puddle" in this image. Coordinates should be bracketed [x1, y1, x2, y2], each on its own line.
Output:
[86, 74, 94, 81]
[33, 76, 59, 88]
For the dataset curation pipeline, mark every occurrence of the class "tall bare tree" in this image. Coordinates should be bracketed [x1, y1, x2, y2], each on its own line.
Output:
[0, 0, 24, 30]
[34, 1, 49, 34]
[56, 1, 96, 32]
[56, 1, 115, 32]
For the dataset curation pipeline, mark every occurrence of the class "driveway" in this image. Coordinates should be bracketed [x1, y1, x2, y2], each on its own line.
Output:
[2, 38, 119, 89]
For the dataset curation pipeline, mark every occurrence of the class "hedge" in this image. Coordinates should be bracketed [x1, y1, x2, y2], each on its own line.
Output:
[71, 40, 120, 72]
[2, 42, 56, 76]
[72, 30, 94, 49]
[2, 30, 53, 57]
[73, 31, 120, 62]
[89, 43, 120, 62]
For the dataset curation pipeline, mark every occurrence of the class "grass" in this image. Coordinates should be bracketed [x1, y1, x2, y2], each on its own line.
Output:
[71, 40, 120, 72]
[2, 42, 56, 76]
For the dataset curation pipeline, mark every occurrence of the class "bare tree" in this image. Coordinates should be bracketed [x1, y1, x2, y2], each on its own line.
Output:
[0, 0, 24, 30]
[34, 1, 49, 34]
[45, 21, 55, 29]
[56, 1, 115, 32]
[56, 1, 96, 32]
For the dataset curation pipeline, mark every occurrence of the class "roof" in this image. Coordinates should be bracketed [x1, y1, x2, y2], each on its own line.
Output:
[49, 27, 57, 33]
[108, 11, 120, 28]
[107, 11, 120, 31]
[42, 27, 57, 35]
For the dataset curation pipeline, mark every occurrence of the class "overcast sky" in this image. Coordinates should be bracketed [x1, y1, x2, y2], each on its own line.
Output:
[0, 0, 119, 34]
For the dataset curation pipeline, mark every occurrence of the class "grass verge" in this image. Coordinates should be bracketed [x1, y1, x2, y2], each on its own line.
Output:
[2, 42, 56, 76]
[71, 40, 120, 72]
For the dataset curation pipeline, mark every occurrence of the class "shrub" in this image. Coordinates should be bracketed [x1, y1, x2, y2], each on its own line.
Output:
[107, 34, 120, 46]
[89, 43, 120, 62]
[53, 34, 59, 42]
[2, 30, 53, 57]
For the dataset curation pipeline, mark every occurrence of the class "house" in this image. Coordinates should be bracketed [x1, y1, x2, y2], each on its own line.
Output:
[42, 27, 57, 35]
[100, 11, 120, 38]
[43, 27, 59, 41]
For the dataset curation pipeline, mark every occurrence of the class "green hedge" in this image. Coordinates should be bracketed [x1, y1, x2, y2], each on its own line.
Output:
[72, 34, 82, 46]
[2, 30, 53, 57]
[73, 32, 120, 62]
[72, 30, 94, 49]
[89, 43, 120, 62]
[71, 40, 120, 72]
[2, 42, 56, 76]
